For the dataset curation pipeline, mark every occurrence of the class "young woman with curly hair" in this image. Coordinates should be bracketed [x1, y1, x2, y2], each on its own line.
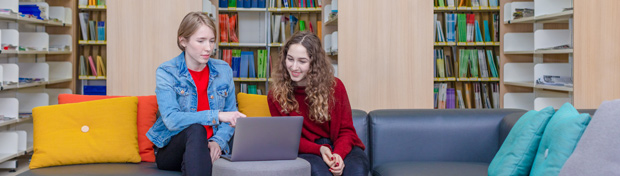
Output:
[267, 31, 369, 176]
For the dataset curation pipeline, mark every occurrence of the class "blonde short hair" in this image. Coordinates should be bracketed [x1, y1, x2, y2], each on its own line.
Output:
[177, 12, 216, 51]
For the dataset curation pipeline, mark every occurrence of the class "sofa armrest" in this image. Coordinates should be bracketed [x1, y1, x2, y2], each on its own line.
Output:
[499, 112, 526, 146]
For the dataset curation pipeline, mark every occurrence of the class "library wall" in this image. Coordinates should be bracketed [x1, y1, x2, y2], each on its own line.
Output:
[106, 0, 202, 96]
[339, 0, 434, 111]
[573, 0, 620, 109]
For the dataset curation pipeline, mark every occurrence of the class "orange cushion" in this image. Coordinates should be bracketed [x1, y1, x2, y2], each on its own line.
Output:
[58, 94, 158, 162]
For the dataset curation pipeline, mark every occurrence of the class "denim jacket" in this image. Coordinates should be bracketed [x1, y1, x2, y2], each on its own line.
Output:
[147, 52, 237, 154]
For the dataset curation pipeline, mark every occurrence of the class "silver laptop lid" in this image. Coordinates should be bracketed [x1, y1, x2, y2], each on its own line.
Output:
[230, 116, 303, 161]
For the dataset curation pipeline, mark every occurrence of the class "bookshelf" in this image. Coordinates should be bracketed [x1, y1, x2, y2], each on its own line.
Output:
[433, 0, 501, 109]
[501, 0, 574, 110]
[213, 0, 324, 95]
[0, 0, 76, 172]
[77, 0, 106, 95]
[322, 0, 338, 76]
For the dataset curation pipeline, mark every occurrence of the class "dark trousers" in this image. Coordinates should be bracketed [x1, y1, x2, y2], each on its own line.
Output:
[156, 124, 212, 176]
[298, 138, 370, 176]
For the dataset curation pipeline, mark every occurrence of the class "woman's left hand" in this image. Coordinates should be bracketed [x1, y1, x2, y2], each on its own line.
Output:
[208, 141, 221, 163]
[329, 153, 345, 176]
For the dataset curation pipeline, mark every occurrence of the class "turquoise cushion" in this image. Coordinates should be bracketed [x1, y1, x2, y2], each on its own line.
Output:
[488, 106, 555, 176]
[530, 103, 591, 176]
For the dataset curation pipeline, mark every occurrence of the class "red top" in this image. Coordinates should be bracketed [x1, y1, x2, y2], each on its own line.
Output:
[188, 66, 213, 139]
[267, 78, 365, 157]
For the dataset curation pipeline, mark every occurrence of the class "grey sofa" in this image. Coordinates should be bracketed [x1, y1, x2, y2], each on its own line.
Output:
[19, 108, 596, 176]
[350, 109, 597, 176]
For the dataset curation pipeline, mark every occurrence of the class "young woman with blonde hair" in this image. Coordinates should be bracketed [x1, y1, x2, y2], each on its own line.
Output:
[147, 12, 246, 175]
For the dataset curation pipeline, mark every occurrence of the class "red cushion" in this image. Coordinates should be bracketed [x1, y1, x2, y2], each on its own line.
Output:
[58, 94, 158, 162]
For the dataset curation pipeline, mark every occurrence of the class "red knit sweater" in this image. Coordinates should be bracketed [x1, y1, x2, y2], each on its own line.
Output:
[267, 78, 365, 157]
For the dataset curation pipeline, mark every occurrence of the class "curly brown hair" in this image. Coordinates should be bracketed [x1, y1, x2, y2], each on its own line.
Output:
[270, 31, 335, 123]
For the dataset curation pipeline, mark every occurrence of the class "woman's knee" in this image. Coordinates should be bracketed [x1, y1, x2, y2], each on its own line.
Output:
[184, 124, 208, 139]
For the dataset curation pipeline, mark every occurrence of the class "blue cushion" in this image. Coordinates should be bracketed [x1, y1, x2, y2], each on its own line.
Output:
[488, 106, 555, 176]
[530, 103, 591, 176]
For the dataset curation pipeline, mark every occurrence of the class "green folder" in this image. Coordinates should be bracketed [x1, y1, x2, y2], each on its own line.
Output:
[459, 49, 469, 78]
[248, 85, 257, 94]
[299, 20, 306, 31]
[469, 50, 479, 78]
[229, 0, 236, 7]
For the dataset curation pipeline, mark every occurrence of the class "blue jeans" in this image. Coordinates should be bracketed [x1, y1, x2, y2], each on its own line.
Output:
[298, 138, 369, 176]
[155, 124, 212, 176]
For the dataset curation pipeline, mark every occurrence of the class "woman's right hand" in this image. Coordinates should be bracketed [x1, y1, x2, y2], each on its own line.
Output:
[218, 111, 246, 127]
[320, 146, 336, 168]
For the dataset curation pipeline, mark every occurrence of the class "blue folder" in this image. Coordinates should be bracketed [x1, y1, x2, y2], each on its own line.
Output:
[219, 0, 229, 8]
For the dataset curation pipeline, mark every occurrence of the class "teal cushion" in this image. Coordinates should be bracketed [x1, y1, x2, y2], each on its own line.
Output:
[488, 106, 555, 176]
[530, 103, 591, 176]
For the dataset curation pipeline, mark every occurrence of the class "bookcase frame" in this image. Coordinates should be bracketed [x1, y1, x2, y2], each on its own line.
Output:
[0, 0, 76, 171]
[433, 0, 502, 109]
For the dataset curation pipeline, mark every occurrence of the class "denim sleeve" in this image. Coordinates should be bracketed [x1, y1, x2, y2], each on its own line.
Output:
[156, 67, 220, 132]
[209, 72, 236, 154]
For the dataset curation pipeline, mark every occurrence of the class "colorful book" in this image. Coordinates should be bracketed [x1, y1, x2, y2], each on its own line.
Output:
[483, 20, 491, 42]
[469, 50, 479, 77]
[88, 56, 97, 76]
[486, 50, 498, 77]
[96, 56, 106, 76]
[97, 21, 105, 41]
[79, 55, 86, 76]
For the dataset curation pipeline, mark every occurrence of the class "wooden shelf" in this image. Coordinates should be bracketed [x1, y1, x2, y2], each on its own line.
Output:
[1, 78, 73, 91]
[233, 78, 268, 82]
[434, 6, 500, 12]
[327, 51, 338, 56]
[79, 40, 107, 45]
[0, 50, 73, 55]
[47, 51, 73, 55]
[435, 42, 499, 46]
[79, 76, 107, 80]
[48, 78, 73, 85]
[504, 81, 573, 92]
[0, 13, 71, 27]
[17, 51, 49, 55]
[219, 42, 266, 47]
[268, 8, 322, 12]
[78, 5, 107, 10]
[504, 49, 573, 54]
[0, 116, 32, 128]
[435, 77, 500, 82]
[505, 10, 573, 24]
[0, 153, 19, 164]
[269, 43, 283, 47]
[218, 7, 267, 12]
[325, 16, 338, 26]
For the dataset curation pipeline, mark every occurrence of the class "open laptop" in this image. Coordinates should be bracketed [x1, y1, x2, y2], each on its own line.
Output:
[221, 116, 303, 161]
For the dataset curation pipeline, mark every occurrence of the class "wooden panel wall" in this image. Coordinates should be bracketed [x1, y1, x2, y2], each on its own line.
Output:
[573, 0, 620, 109]
[339, 0, 433, 111]
[107, 0, 202, 96]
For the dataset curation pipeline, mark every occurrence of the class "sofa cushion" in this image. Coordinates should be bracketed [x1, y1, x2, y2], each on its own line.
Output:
[530, 103, 591, 176]
[559, 100, 620, 176]
[30, 97, 141, 169]
[488, 106, 555, 176]
[368, 109, 526, 169]
[58, 94, 158, 162]
[373, 162, 488, 176]
[18, 162, 180, 176]
[236, 93, 271, 117]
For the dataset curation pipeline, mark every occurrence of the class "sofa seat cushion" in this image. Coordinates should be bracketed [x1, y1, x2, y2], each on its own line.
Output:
[18, 162, 180, 176]
[373, 162, 488, 176]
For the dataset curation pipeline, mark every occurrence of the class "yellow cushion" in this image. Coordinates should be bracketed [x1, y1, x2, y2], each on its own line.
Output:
[30, 97, 141, 169]
[236, 93, 271, 117]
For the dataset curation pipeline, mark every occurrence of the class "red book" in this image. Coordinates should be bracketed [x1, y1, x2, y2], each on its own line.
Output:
[88, 56, 97, 76]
